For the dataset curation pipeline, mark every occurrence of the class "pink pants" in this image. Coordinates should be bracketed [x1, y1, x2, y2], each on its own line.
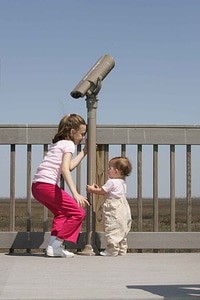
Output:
[31, 182, 85, 243]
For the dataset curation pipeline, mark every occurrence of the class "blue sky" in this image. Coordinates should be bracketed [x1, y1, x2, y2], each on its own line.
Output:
[0, 0, 200, 197]
[1, 0, 199, 125]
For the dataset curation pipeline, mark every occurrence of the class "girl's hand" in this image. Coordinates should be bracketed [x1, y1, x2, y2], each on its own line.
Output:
[83, 139, 88, 156]
[83, 140, 98, 156]
[74, 193, 90, 208]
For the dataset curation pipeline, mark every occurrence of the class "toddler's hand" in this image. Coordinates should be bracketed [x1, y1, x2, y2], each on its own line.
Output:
[86, 184, 92, 193]
[86, 183, 99, 193]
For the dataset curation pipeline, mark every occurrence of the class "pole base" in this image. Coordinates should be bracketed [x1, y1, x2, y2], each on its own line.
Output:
[77, 244, 96, 256]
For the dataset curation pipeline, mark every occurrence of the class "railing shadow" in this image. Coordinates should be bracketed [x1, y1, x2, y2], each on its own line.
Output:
[127, 284, 200, 299]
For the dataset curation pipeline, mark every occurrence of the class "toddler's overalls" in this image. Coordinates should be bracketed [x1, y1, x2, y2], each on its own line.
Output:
[103, 195, 132, 256]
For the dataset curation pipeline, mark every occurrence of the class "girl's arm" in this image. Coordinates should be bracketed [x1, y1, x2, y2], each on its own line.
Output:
[62, 152, 90, 207]
[70, 142, 87, 171]
[70, 148, 86, 171]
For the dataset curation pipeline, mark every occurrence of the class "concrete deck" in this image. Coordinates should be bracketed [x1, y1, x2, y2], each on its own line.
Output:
[0, 252, 199, 299]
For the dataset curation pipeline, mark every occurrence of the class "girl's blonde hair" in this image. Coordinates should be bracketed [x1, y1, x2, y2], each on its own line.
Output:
[52, 114, 86, 143]
[109, 157, 132, 177]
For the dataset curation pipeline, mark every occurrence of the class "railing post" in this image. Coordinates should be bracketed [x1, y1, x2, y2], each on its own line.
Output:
[170, 145, 175, 232]
[26, 144, 32, 232]
[153, 144, 158, 232]
[186, 145, 192, 231]
[94, 144, 105, 232]
[9, 144, 16, 253]
[137, 144, 142, 232]
[121, 144, 126, 157]
[26, 144, 32, 253]
[10, 144, 15, 232]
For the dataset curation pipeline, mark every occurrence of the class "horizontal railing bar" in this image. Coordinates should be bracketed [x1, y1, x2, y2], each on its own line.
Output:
[1, 125, 200, 144]
[1, 124, 200, 128]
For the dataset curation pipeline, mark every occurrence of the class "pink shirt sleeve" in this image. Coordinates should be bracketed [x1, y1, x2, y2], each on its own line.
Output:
[33, 140, 75, 184]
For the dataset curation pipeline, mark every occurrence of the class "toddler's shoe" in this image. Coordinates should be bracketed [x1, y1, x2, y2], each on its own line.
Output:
[100, 250, 117, 257]
[46, 245, 74, 258]
[119, 252, 126, 256]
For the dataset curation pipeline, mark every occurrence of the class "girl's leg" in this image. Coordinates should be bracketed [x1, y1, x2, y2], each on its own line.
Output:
[53, 185, 85, 242]
[49, 235, 57, 245]
[32, 182, 85, 243]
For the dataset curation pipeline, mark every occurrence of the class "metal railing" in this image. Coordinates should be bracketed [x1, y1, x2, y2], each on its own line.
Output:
[0, 124, 200, 252]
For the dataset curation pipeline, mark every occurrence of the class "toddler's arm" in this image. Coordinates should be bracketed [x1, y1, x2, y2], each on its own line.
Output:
[86, 183, 105, 195]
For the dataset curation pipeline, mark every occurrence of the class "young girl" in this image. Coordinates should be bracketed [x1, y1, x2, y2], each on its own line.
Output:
[32, 114, 90, 258]
[86, 156, 132, 256]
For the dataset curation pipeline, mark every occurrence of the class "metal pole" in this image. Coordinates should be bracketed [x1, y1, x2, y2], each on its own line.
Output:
[70, 54, 115, 255]
[79, 94, 98, 255]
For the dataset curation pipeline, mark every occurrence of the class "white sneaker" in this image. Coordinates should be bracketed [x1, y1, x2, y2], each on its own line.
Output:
[46, 245, 74, 258]
[61, 248, 75, 258]
[100, 250, 117, 257]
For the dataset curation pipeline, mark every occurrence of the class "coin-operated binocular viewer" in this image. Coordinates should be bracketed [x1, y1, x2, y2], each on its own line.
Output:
[70, 54, 115, 255]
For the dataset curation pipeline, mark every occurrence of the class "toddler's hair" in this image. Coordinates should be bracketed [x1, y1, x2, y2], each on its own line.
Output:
[109, 157, 132, 177]
[52, 114, 86, 143]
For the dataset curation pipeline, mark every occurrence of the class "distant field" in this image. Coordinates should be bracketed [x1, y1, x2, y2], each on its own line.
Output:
[129, 197, 200, 232]
[0, 197, 200, 232]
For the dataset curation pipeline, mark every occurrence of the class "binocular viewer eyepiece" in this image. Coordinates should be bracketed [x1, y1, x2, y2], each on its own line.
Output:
[70, 54, 115, 99]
